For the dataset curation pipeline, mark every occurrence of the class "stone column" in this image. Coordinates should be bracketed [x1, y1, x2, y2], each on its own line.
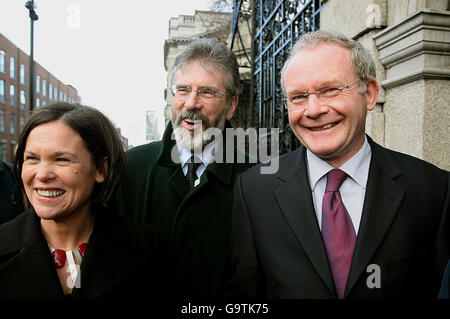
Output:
[321, 0, 449, 170]
[374, 8, 450, 170]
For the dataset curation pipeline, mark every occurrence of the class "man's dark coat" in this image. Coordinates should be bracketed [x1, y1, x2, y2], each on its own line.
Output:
[227, 136, 449, 298]
[111, 122, 255, 299]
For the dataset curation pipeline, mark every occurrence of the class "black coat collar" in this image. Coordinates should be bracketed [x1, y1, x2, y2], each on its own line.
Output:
[0, 211, 62, 298]
[0, 207, 157, 299]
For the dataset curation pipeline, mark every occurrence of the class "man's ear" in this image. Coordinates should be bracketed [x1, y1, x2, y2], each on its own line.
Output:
[365, 78, 379, 111]
[226, 96, 239, 121]
[95, 157, 108, 183]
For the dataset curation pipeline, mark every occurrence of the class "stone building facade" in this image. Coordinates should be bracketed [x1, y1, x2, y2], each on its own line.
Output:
[320, 0, 449, 170]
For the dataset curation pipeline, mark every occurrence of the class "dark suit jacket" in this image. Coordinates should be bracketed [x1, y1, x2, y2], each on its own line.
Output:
[110, 122, 256, 299]
[227, 136, 449, 299]
[0, 206, 161, 299]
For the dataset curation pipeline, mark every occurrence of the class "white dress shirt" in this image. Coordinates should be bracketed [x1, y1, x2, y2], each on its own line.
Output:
[306, 136, 372, 234]
[178, 138, 221, 179]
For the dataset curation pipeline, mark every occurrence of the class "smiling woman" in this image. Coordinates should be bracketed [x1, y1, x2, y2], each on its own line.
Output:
[21, 121, 105, 224]
[0, 102, 162, 299]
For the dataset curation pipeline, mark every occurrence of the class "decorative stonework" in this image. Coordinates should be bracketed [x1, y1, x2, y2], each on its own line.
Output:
[373, 9, 450, 88]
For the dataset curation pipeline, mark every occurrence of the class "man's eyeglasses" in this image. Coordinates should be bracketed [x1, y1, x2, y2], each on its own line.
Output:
[284, 79, 363, 111]
[171, 85, 226, 102]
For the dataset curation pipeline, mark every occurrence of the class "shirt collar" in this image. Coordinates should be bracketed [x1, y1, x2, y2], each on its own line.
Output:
[340, 136, 372, 188]
[177, 138, 222, 168]
[306, 136, 372, 190]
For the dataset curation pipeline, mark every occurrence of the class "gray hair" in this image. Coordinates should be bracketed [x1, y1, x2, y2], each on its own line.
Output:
[169, 38, 241, 104]
[281, 30, 376, 94]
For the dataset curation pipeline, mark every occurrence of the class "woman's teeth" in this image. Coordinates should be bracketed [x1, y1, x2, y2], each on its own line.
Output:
[37, 190, 65, 197]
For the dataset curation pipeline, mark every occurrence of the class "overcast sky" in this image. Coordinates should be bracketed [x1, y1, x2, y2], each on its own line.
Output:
[0, 0, 221, 146]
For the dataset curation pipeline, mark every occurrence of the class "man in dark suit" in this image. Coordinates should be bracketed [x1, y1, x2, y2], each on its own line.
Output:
[111, 38, 255, 299]
[0, 161, 24, 224]
[227, 30, 449, 299]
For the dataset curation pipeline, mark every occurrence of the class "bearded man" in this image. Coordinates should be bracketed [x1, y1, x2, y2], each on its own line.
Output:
[110, 38, 255, 299]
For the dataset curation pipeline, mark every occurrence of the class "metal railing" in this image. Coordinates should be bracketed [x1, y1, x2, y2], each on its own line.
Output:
[231, 0, 326, 153]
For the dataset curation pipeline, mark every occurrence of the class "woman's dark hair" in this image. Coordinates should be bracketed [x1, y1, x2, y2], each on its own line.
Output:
[14, 102, 126, 206]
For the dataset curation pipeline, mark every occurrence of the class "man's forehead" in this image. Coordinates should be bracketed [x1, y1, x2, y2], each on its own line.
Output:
[175, 60, 226, 88]
[299, 41, 350, 53]
[285, 43, 354, 82]
[292, 42, 351, 65]
[177, 59, 222, 75]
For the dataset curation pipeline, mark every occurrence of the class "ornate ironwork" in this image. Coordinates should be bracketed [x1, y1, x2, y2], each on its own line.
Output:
[229, 0, 253, 131]
[231, 0, 326, 154]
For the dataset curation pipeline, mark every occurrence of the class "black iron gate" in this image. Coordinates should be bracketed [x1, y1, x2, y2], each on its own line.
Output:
[230, 0, 326, 154]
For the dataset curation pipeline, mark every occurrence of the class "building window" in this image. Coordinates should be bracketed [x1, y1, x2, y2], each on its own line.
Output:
[0, 80, 4, 103]
[49, 83, 53, 100]
[54, 87, 58, 101]
[0, 110, 5, 132]
[36, 98, 40, 108]
[20, 64, 25, 84]
[0, 50, 5, 73]
[60, 91, 63, 101]
[10, 85, 15, 106]
[10, 113, 16, 135]
[43, 80, 46, 96]
[20, 90, 26, 110]
[36, 75, 40, 93]
[10, 57, 15, 79]
[20, 116, 25, 128]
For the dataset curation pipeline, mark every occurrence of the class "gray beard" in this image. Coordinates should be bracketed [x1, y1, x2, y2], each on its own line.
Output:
[171, 107, 227, 151]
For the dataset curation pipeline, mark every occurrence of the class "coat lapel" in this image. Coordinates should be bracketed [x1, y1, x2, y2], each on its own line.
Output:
[274, 147, 335, 295]
[73, 209, 154, 298]
[155, 122, 190, 199]
[0, 211, 62, 298]
[345, 138, 405, 296]
[171, 133, 236, 226]
[169, 166, 190, 199]
[8, 236, 63, 298]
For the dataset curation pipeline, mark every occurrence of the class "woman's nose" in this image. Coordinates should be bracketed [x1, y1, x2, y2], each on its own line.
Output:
[35, 163, 56, 181]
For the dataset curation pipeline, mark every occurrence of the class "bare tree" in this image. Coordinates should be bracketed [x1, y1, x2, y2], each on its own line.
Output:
[196, 1, 234, 43]
[209, 0, 233, 12]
